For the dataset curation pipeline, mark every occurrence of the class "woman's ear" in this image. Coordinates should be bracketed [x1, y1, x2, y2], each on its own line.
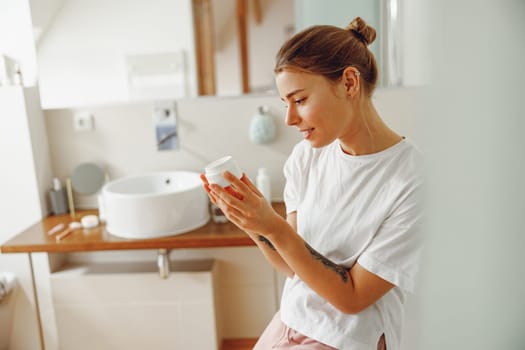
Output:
[342, 67, 360, 97]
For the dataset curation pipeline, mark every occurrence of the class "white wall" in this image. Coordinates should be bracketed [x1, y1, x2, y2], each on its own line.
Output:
[420, 1, 525, 349]
[43, 88, 423, 207]
[402, 0, 431, 86]
[44, 94, 300, 208]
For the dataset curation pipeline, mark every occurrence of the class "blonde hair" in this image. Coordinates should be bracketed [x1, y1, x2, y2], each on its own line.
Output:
[275, 17, 378, 96]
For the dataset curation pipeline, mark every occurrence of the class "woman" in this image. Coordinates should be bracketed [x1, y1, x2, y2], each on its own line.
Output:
[202, 17, 422, 350]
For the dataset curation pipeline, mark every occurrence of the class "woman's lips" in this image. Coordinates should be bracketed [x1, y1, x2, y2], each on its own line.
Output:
[301, 128, 314, 139]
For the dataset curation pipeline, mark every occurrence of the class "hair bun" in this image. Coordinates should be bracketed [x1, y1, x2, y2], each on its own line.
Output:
[346, 17, 376, 46]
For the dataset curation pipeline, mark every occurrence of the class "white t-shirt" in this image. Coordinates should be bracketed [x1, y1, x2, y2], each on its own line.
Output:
[280, 138, 423, 350]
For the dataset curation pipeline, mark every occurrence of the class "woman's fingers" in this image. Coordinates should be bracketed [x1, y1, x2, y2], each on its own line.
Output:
[200, 173, 209, 185]
[223, 171, 253, 197]
[200, 174, 212, 196]
[224, 186, 244, 200]
[241, 173, 263, 197]
[210, 183, 244, 210]
[202, 172, 244, 200]
[209, 172, 277, 234]
[200, 174, 222, 205]
[211, 185, 253, 229]
[221, 205, 244, 226]
[207, 186, 219, 204]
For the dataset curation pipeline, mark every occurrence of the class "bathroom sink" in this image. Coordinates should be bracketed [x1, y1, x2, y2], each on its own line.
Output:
[102, 171, 210, 239]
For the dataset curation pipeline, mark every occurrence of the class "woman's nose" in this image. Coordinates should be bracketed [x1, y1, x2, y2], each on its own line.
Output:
[285, 106, 299, 126]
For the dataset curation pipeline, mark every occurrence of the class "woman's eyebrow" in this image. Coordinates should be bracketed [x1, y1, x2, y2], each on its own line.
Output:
[280, 88, 305, 101]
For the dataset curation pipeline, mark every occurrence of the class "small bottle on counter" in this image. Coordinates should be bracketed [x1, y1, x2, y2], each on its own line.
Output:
[48, 177, 69, 215]
[210, 203, 228, 224]
[256, 168, 271, 203]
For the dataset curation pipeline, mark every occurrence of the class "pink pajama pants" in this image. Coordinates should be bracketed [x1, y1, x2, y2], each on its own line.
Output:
[253, 312, 387, 350]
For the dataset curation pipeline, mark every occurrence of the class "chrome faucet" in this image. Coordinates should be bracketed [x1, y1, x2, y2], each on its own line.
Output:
[154, 101, 179, 151]
[157, 249, 170, 279]
[157, 128, 178, 147]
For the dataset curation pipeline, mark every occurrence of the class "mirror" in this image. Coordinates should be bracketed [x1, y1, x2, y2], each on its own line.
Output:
[192, 0, 294, 96]
[31, 0, 426, 108]
[293, 0, 384, 84]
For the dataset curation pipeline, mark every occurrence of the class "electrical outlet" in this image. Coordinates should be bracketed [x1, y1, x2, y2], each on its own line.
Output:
[74, 112, 94, 131]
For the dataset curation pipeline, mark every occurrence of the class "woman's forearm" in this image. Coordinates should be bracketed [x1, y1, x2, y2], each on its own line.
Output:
[246, 231, 295, 278]
[266, 219, 360, 314]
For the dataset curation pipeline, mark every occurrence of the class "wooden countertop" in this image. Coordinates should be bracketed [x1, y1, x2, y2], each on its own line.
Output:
[1, 203, 286, 254]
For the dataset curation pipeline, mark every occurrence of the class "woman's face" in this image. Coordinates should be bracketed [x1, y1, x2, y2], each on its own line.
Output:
[275, 69, 353, 148]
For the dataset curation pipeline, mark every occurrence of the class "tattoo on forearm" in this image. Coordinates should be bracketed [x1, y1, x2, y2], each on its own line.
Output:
[304, 242, 349, 283]
[258, 235, 276, 251]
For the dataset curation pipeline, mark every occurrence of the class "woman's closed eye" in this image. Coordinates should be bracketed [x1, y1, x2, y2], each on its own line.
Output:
[281, 97, 306, 109]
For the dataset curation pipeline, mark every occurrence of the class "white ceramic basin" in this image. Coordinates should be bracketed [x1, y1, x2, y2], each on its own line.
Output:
[102, 171, 210, 239]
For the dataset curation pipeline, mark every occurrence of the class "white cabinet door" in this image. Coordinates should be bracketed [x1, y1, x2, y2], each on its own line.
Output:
[50, 260, 219, 350]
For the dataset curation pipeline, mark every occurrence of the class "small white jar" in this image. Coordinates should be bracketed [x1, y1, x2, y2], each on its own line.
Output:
[204, 156, 242, 187]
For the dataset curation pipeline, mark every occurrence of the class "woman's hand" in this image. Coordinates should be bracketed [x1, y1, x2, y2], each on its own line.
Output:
[201, 172, 296, 278]
[200, 171, 283, 237]
[200, 172, 243, 201]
